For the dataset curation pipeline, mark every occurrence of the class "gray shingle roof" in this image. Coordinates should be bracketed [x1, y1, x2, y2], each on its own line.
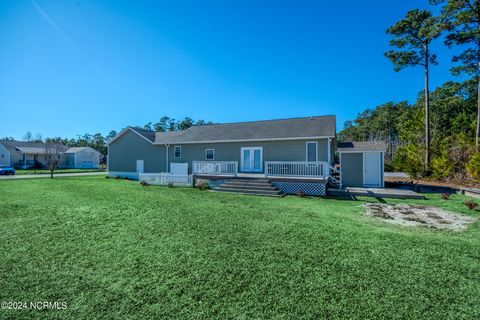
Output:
[0, 140, 49, 154]
[0, 140, 69, 154]
[128, 127, 156, 142]
[66, 147, 100, 154]
[14, 147, 47, 154]
[337, 141, 386, 152]
[154, 116, 336, 144]
[0, 140, 46, 152]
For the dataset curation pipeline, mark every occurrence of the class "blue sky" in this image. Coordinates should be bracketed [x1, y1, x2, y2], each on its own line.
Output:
[0, 0, 461, 140]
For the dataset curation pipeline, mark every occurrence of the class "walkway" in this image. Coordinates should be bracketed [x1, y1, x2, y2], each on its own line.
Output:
[0, 172, 106, 180]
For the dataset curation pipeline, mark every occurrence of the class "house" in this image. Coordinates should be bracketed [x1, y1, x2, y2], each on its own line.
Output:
[108, 115, 386, 196]
[0, 140, 101, 169]
[0, 140, 51, 169]
[64, 147, 101, 169]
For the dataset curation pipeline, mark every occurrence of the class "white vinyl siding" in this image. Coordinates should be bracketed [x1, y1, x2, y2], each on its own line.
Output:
[0, 143, 10, 166]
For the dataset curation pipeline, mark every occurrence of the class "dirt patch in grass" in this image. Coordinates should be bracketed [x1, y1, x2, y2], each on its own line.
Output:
[364, 203, 475, 230]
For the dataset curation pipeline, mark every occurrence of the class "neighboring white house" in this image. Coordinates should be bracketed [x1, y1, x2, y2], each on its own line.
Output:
[0, 140, 51, 168]
[64, 147, 101, 169]
[0, 142, 10, 167]
[0, 140, 101, 169]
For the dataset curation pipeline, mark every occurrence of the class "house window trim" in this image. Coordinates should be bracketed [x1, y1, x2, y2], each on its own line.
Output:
[205, 149, 215, 160]
[174, 146, 182, 159]
[306, 141, 318, 162]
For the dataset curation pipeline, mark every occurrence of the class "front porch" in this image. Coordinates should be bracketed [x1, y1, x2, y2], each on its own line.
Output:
[16, 158, 43, 169]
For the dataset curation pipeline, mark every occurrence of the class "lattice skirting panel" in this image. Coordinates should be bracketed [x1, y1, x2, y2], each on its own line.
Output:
[272, 182, 326, 196]
[207, 179, 233, 189]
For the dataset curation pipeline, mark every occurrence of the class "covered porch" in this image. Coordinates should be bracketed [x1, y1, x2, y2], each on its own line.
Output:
[15, 147, 47, 169]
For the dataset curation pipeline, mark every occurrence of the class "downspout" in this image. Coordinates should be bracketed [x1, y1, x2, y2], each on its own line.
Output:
[327, 138, 332, 166]
[165, 144, 169, 173]
[327, 138, 332, 177]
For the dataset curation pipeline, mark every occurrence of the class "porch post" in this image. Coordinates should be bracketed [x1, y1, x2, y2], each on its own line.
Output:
[24, 153, 26, 168]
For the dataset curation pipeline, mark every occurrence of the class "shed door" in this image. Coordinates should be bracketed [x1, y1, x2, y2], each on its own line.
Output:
[171, 163, 188, 175]
[363, 153, 381, 187]
[136, 160, 144, 173]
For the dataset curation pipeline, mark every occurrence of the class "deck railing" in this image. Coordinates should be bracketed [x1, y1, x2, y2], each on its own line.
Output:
[192, 161, 238, 175]
[265, 161, 328, 178]
[139, 173, 193, 186]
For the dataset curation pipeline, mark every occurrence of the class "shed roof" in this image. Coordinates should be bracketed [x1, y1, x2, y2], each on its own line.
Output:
[66, 147, 100, 154]
[337, 141, 386, 152]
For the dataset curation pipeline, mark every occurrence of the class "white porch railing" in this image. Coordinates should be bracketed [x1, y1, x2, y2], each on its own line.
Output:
[139, 173, 193, 186]
[192, 161, 238, 175]
[265, 161, 329, 178]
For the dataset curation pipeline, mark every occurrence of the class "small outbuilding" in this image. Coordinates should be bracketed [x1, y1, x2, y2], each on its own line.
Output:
[65, 147, 101, 169]
[338, 141, 386, 188]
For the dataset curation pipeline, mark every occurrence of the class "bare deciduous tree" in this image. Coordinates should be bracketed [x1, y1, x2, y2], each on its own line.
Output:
[44, 138, 66, 179]
[23, 131, 33, 142]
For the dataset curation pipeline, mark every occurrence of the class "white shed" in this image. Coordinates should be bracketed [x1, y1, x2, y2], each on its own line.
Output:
[338, 141, 386, 188]
[65, 147, 101, 169]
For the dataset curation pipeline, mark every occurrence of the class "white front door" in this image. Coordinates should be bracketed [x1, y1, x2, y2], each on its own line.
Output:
[136, 160, 144, 173]
[363, 153, 381, 187]
[241, 147, 263, 172]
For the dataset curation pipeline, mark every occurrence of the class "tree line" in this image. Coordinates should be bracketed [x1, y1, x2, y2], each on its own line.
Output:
[1, 116, 212, 161]
[340, 0, 480, 183]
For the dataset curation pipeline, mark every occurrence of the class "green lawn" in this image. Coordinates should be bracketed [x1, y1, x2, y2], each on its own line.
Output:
[1, 176, 480, 319]
[14, 168, 105, 175]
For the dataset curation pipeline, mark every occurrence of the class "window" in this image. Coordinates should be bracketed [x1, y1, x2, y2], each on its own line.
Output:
[205, 149, 214, 160]
[174, 146, 181, 158]
[306, 142, 317, 162]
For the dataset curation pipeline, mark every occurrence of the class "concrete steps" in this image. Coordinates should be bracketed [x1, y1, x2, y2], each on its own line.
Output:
[213, 178, 284, 197]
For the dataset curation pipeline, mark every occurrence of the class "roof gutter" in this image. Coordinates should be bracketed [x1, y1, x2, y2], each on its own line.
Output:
[152, 136, 335, 145]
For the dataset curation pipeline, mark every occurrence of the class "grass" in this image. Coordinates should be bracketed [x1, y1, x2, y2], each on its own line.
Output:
[1, 176, 480, 319]
[14, 168, 105, 175]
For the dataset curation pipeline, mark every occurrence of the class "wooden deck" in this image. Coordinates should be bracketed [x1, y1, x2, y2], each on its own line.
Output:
[328, 187, 424, 200]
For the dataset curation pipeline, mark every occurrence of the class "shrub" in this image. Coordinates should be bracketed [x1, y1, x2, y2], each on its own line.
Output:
[197, 181, 209, 190]
[441, 193, 450, 200]
[467, 152, 480, 180]
[432, 153, 454, 180]
[167, 182, 174, 188]
[395, 145, 424, 178]
[384, 161, 395, 173]
[464, 200, 478, 210]
[140, 180, 149, 186]
[114, 176, 121, 179]
[297, 190, 306, 198]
